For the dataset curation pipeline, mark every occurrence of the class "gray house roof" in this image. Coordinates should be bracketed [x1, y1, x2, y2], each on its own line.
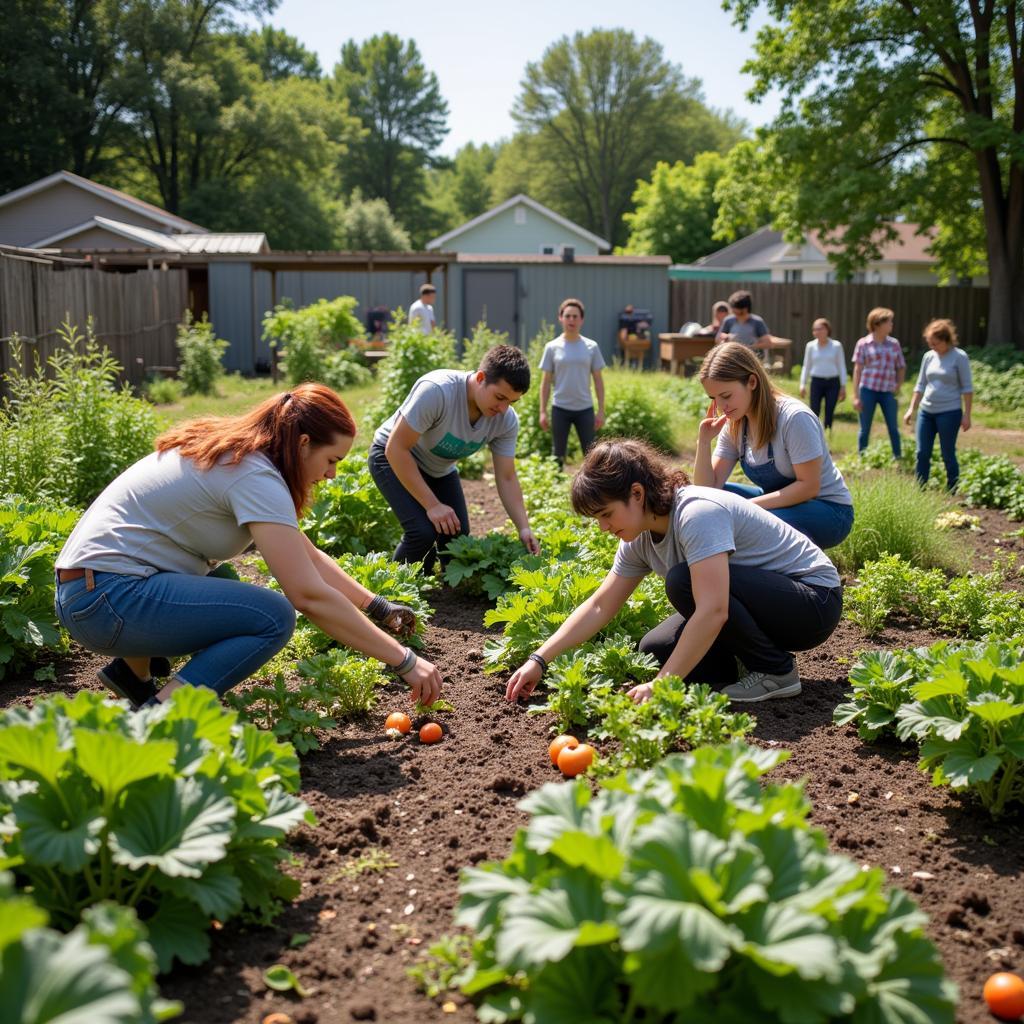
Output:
[35, 215, 268, 254]
[0, 170, 208, 235]
[427, 194, 611, 252]
[692, 226, 785, 270]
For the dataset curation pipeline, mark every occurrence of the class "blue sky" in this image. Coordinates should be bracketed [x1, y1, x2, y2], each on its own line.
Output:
[257, 0, 783, 155]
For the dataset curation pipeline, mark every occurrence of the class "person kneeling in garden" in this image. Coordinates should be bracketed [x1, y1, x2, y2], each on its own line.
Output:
[54, 383, 443, 709]
[370, 344, 540, 570]
[505, 439, 843, 705]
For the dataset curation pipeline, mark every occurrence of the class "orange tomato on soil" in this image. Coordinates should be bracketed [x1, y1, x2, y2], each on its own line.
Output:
[385, 711, 411, 734]
[557, 742, 595, 777]
[984, 973, 1024, 1020]
[549, 734, 579, 766]
[419, 722, 443, 744]
[262, 1014, 295, 1024]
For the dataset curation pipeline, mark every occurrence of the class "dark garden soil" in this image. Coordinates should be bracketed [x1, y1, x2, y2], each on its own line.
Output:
[3, 481, 1023, 1024]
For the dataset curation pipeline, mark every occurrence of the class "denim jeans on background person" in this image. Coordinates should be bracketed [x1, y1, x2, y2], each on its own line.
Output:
[915, 407, 963, 490]
[638, 562, 843, 685]
[722, 482, 855, 549]
[857, 386, 902, 458]
[55, 570, 295, 696]
[368, 442, 469, 571]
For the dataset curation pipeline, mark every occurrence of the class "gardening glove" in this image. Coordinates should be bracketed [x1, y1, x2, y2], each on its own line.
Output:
[365, 594, 416, 638]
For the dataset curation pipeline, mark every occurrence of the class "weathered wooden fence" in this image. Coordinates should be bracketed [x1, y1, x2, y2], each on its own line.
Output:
[670, 279, 991, 362]
[0, 252, 188, 389]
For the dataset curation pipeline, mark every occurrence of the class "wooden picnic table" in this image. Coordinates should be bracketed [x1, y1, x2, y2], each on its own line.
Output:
[659, 333, 795, 376]
[658, 332, 717, 375]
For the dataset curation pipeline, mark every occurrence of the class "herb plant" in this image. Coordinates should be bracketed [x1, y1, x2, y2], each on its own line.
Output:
[0, 688, 312, 972]
[449, 743, 956, 1023]
[834, 649, 927, 740]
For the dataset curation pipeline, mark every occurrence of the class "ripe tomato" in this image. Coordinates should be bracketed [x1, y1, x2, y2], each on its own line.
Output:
[385, 711, 411, 734]
[984, 973, 1024, 1020]
[419, 722, 443, 744]
[548, 734, 579, 766]
[557, 742, 595, 777]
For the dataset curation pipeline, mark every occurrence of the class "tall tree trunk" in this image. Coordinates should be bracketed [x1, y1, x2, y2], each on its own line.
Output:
[976, 150, 1024, 348]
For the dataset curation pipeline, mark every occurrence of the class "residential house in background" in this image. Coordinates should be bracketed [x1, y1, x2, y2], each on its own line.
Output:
[671, 223, 976, 286]
[427, 194, 611, 257]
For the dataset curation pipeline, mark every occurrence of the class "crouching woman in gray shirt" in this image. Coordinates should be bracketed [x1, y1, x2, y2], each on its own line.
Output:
[54, 383, 443, 710]
[505, 439, 843, 705]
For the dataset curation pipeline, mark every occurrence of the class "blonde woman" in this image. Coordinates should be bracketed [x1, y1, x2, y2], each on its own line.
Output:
[852, 307, 906, 458]
[903, 319, 973, 490]
[693, 342, 854, 549]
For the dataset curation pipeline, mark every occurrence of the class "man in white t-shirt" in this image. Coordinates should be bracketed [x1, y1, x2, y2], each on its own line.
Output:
[408, 283, 437, 334]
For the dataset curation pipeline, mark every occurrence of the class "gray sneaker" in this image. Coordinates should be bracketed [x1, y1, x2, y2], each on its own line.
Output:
[722, 666, 801, 703]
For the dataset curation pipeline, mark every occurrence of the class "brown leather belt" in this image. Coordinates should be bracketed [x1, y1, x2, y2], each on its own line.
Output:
[57, 568, 96, 590]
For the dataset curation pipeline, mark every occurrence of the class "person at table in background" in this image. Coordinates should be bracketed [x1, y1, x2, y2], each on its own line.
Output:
[539, 297, 607, 469]
[903, 318, 973, 491]
[370, 345, 540, 572]
[54, 384, 443, 710]
[693, 342, 854, 549]
[852, 307, 906, 459]
[408, 283, 436, 334]
[715, 290, 774, 352]
[504, 439, 843, 706]
[799, 318, 847, 433]
[702, 300, 730, 335]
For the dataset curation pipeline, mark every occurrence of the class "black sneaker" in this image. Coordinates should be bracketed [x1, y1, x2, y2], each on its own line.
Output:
[97, 659, 159, 709]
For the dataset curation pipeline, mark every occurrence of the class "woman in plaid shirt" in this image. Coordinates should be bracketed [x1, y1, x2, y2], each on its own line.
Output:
[852, 307, 906, 458]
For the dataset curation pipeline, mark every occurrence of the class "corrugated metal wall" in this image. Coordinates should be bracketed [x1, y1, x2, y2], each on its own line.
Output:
[209, 260, 667, 373]
[450, 262, 669, 367]
[212, 265, 444, 373]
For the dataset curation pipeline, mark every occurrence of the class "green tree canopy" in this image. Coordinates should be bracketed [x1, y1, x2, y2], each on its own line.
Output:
[620, 152, 733, 264]
[510, 29, 744, 247]
[332, 33, 448, 234]
[722, 0, 1024, 347]
[337, 191, 411, 250]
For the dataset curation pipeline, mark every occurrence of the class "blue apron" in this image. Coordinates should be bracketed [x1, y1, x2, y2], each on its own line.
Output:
[739, 418, 794, 493]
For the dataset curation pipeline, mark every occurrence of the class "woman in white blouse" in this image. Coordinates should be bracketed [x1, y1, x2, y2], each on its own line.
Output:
[799, 318, 847, 433]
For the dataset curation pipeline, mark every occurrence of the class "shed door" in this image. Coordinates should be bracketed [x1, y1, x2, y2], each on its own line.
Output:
[463, 269, 518, 342]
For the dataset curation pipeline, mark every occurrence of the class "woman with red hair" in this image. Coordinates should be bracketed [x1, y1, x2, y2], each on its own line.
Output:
[54, 383, 443, 709]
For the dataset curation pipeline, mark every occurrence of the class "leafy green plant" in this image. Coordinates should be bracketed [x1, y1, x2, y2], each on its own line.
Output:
[460, 320, 510, 372]
[593, 678, 754, 775]
[296, 648, 389, 718]
[226, 672, 338, 755]
[957, 450, 1024, 519]
[175, 312, 229, 396]
[448, 743, 956, 1023]
[896, 644, 1024, 817]
[442, 532, 525, 599]
[301, 455, 403, 556]
[830, 471, 963, 575]
[142, 376, 183, 405]
[337, 552, 435, 636]
[0, 873, 182, 1023]
[0, 499, 80, 678]
[0, 687, 312, 972]
[847, 554, 1024, 640]
[0, 321, 160, 507]
[596, 373, 680, 453]
[834, 649, 927, 740]
[263, 296, 370, 390]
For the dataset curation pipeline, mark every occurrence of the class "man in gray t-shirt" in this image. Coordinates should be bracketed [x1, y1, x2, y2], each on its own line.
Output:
[715, 290, 773, 351]
[370, 345, 540, 571]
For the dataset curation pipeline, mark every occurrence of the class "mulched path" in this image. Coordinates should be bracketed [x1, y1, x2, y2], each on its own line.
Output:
[3, 480, 1023, 1024]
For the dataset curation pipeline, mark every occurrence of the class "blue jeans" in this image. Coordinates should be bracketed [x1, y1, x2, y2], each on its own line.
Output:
[723, 482, 855, 549]
[857, 387, 901, 458]
[915, 407, 962, 490]
[55, 571, 295, 696]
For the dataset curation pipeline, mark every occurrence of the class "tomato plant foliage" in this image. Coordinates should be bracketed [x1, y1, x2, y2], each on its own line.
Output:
[0, 688, 312, 972]
[449, 743, 957, 1023]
